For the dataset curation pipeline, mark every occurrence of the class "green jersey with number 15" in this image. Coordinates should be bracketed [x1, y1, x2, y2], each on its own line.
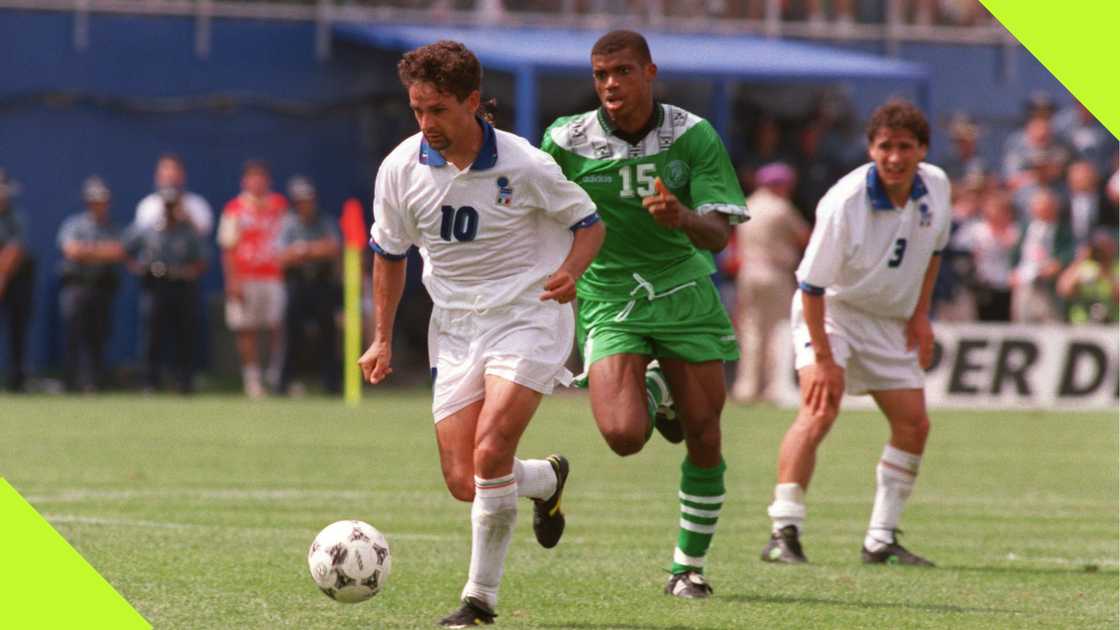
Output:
[541, 103, 748, 302]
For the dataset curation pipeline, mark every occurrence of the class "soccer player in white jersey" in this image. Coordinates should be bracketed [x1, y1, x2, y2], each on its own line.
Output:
[358, 41, 605, 628]
[760, 100, 949, 567]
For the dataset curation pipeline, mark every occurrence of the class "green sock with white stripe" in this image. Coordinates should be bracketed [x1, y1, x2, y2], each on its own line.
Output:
[672, 455, 726, 574]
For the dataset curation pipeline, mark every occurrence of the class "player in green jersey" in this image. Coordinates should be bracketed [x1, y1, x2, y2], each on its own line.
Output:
[541, 30, 748, 599]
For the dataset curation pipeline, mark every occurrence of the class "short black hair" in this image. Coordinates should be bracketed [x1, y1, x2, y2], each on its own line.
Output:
[591, 30, 652, 64]
[866, 99, 930, 146]
[398, 40, 482, 102]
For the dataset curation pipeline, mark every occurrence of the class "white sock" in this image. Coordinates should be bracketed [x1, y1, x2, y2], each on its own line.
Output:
[461, 474, 517, 611]
[864, 444, 921, 552]
[242, 364, 262, 393]
[513, 458, 556, 500]
[265, 350, 283, 390]
[767, 482, 806, 533]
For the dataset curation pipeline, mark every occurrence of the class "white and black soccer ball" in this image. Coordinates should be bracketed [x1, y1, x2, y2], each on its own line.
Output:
[308, 520, 391, 603]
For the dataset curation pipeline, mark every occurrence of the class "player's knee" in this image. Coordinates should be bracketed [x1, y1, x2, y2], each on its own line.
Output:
[472, 440, 515, 479]
[799, 408, 838, 444]
[444, 471, 475, 502]
[600, 426, 645, 457]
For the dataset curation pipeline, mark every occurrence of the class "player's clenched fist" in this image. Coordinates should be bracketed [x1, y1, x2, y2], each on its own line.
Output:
[358, 339, 393, 384]
[540, 269, 577, 304]
[642, 177, 686, 229]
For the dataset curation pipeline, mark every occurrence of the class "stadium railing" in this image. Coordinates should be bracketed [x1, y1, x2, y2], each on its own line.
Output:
[0, 0, 1017, 61]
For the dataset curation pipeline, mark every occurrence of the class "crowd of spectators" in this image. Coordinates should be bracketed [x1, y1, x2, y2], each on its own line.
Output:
[0, 157, 342, 395]
[932, 95, 1118, 326]
[341, 0, 998, 28]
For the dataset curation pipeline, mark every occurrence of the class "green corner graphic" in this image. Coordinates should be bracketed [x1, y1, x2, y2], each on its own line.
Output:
[0, 479, 150, 629]
[981, 0, 1120, 139]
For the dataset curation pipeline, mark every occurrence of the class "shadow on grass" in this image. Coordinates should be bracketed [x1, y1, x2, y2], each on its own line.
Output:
[539, 625, 725, 630]
[721, 593, 1022, 616]
[946, 564, 1119, 577]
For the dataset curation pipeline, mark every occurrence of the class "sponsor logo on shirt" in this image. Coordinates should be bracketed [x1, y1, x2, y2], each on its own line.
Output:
[593, 142, 612, 159]
[580, 175, 614, 184]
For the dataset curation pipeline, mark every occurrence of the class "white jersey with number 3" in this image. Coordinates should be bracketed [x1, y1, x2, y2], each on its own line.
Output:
[370, 118, 598, 311]
[796, 162, 951, 320]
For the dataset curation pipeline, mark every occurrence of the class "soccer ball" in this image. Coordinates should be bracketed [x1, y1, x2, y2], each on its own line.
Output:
[308, 520, 391, 603]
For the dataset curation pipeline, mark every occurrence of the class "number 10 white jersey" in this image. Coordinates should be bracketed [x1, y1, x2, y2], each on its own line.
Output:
[370, 119, 598, 311]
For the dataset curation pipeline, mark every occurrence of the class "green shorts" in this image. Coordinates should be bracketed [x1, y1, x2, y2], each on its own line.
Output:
[575, 278, 739, 377]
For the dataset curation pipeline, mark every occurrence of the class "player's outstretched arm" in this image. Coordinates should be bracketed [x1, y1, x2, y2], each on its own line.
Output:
[540, 219, 605, 304]
[906, 254, 941, 369]
[679, 212, 733, 252]
[359, 255, 407, 384]
[643, 178, 733, 252]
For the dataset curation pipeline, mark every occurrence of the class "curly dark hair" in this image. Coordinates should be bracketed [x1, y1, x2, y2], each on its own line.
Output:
[866, 99, 930, 146]
[591, 29, 652, 64]
[397, 40, 482, 102]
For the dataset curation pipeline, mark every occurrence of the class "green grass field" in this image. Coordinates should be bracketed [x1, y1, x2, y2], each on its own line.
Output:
[1, 392, 1116, 629]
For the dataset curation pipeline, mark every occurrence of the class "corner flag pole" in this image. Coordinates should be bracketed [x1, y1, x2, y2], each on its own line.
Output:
[340, 198, 366, 406]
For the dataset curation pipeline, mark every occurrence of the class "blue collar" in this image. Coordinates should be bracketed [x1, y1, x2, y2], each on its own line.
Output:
[418, 116, 498, 171]
[866, 164, 928, 211]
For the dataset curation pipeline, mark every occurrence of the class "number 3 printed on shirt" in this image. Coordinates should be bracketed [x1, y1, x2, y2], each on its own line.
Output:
[439, 205, 479, 242]
[887, 237, 907, 268]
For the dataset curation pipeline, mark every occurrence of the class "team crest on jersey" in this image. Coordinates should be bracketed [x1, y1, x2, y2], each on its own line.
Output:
[496, 176, 513, 206]
[671, 110, 687, 127]
[918, 203, 931, 227]
[663, 160, 690, 189]
[658, 132, 674, 149]
[593, 142, 612, 159]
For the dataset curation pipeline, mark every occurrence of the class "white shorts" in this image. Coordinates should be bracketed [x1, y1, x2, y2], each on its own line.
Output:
[226, 279, 286, 331]
[791, 296, 923, 395]
[428, 299, 575, 422]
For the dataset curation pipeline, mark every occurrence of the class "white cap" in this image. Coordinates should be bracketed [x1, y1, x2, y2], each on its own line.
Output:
[82, 176, 111, 203]
[287, 175, 316, 201]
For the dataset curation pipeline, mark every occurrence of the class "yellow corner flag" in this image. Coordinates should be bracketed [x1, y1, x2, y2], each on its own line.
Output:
[340, 198, 367, 406]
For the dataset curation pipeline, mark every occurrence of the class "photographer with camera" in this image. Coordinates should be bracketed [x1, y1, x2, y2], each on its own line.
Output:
[57, 176, 125, 392]
[134, 153, 213, 238]
[123, 187, 208, 393]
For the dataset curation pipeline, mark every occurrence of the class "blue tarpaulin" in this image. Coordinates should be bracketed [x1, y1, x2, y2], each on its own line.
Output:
[333, 23, 929, 140]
